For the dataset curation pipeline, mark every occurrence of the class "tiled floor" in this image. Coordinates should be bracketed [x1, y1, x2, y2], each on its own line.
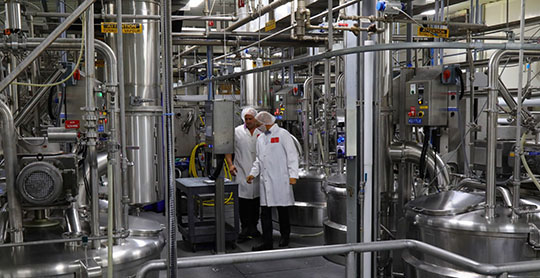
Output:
[139, 204, 344, 278]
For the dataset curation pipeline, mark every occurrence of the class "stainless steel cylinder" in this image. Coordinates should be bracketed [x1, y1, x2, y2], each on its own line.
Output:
[105, 0, 162, 205]
[323, 173, 347, 265]
[5, 0, 22, 31]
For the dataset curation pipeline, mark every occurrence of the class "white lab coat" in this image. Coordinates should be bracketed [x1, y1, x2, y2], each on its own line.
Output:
[249, 124, 299, 207]
[233, 124, 262, 199]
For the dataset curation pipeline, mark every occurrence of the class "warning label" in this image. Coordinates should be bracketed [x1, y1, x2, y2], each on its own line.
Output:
[101, 22, 143, 34]
[417, 26, 449, 38]
[265, 20, 276, 32]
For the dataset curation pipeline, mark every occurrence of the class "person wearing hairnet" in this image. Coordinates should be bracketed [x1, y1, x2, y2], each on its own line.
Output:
[225, 107, 263, 241]
[247, 111, 299, 251]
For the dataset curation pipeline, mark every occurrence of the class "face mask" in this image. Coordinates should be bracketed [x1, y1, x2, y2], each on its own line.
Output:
[257, 125, 267, 132]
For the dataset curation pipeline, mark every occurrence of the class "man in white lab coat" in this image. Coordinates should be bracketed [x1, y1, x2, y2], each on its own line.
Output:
[247, 111, 299, 251]
[225, 107, 263, 241]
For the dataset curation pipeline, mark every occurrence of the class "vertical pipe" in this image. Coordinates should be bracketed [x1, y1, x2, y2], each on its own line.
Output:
[160, 0, 178, 275]
[513, 0, 525, 219]
[0, 101, 23, 243]
[405, 1, 413, 66]
[323, 0, 333, 172]
[346, 251, 357, 278]
[115, 0, 127, 232]
[85, 5, 100, 249]
[5, 0, 21, 112]
[207, 46, 214, 99]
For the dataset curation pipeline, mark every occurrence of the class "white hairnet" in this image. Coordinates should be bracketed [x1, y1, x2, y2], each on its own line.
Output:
[241, 107, 257, 122]
[255, 111, 276, 125]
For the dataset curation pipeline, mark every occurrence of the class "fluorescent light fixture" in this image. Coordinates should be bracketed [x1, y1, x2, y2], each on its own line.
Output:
[421, 9, 436, 16]
[187, 0, 204, 8]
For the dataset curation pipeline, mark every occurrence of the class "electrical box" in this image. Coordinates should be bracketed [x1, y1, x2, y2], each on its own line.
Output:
[272, 85, 301, 121]
[205, 100, 234, 154]
[405, 68, 458, 127]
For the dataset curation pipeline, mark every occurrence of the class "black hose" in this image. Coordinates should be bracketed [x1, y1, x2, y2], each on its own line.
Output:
[48, 85, 58, 122]
[455, 67, 465, 100]
[209, 154, 225, 180]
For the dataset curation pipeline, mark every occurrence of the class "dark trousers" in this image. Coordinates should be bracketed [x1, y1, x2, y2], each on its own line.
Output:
[239, 197, 260, 234]
[260, 206, 290, 246]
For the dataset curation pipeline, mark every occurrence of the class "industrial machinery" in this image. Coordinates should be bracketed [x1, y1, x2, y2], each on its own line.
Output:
[6, 0, 540, 277]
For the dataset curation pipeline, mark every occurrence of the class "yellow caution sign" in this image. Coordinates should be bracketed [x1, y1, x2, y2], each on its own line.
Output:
[265, 19, 276, 32]
[95, 59, 105, 68]
[417, 26, 449, 38]
[252, 60, 272, 68]
[101, 22, 143, 34]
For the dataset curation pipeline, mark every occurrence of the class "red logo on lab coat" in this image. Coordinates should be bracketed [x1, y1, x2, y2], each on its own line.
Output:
[271, 137, 279, 143]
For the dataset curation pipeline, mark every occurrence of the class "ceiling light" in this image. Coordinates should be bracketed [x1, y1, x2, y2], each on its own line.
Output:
[187, 0, 204, 8]
[421, 9, 436, 16]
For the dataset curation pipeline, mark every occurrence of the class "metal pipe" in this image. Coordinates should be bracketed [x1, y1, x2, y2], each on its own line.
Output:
[0, 101, 23, 243]
[513, 0, 526, 219]
[160, 0, 178, 275]
[183, 0, 357, 71]
[176, 42, 540, 89]
[84, 5, 100, 249]
[0, 233, 128, 248]
[5, 0, 22, 31]
[388, 142, 450, 188]
[136, 239, 540, 278]
[0, 0, 95, 93]
[115, 0, 127, 233]
[26, 12, 236, 21]
[225, 0, 292, 31]
[302, 77, 312, 168]
[346, 251, 357, 278]
[457, 178, 513, 208]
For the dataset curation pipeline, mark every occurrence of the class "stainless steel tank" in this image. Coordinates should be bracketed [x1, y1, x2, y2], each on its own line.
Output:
[404, 190, 540, 278]
[323, 173, 347, 265]
[241, 54, 270, 109]
[273, 168, 326, 231]
[105, 0, 162, 205]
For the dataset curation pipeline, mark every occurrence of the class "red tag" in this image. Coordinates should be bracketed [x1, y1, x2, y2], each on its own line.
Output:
[271, 137, 279, 143]
[73, 69, 81, 80]
[65, 120, 80, 129]
[257, 134, 260, 138]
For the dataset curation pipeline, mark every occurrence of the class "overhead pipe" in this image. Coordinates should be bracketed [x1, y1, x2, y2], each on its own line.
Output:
[0, 0, 96, 93]
[183, 0, 358, 71]
[0, 101, 23, 243]
[25, 12, 236, 21]
[225, 0, 292, 32]
[389, 142, 450, 188]
[176, 42, 540, 89]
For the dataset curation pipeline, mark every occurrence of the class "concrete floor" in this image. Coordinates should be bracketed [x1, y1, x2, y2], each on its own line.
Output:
[140, 203, 344, 278]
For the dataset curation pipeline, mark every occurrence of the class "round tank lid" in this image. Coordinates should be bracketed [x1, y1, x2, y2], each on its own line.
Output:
[326, 174, 347, 187]
[406, 191, 485, 216]
[129, 216, 164, 237]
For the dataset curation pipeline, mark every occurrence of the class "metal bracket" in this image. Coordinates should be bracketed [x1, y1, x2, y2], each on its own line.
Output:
[78, 258, 102, 278]
[130, 96, 154, 106]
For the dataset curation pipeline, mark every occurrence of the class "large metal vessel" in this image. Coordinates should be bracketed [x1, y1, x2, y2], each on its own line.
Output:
[323, 173, 347, 265]
[273, 168, 326, 232]
[404, 190, 540, 278]
[0, 216, 164, 277]
[105, 0, 162, 205]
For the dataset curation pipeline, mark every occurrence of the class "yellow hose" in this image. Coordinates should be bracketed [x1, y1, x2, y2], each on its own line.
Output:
[189, 142, 206, 177]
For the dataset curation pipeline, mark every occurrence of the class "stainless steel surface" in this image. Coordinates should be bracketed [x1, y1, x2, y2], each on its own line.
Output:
[5, 0, 21, 31]
[405, 191, 540, 277]
[105, 0, 161, 205]
[389, 142, 450, 187]
[0, 100, 23, 243]
[173, 106, 199, 157]
[323, 173, 347, 265]
[275, 168, 327, 228]
[0, 0, 95, 94]
[46, 127, 79, 143]
[241, 57, 271, 110]
[0, 216, 164, 277]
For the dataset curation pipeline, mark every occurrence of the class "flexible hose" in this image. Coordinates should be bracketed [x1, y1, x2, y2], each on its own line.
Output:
[520, 132, 540, 191]
[14, 15, 86, 87]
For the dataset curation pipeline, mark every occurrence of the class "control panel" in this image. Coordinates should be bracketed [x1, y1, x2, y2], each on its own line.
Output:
[272, 85, 301, 121]
[405, 69, 458, 127]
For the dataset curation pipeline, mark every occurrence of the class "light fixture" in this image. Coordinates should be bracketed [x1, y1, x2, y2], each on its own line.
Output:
[187, 0, 204, 8]
[421, 9, 436, 16]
